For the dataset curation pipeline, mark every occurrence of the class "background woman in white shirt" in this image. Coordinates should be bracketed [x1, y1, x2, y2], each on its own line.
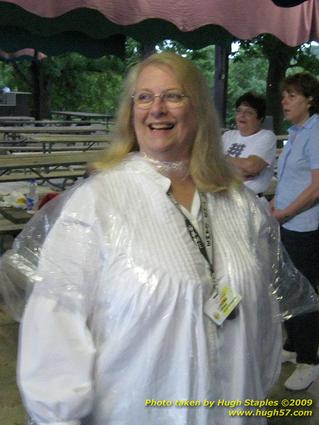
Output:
[223, 92, 277, 196]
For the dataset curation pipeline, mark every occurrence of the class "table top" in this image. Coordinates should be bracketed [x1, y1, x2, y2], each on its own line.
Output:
[51, 111, 113, 119]
[0, 125, 107, 134]
[0, 214, 25, 233]
[20, 133, 110, 143]
[0, 207, 31, 224]
[0, 151, 99, 169]
[0, 116, 35, 121]
[32, 120, 106, 126]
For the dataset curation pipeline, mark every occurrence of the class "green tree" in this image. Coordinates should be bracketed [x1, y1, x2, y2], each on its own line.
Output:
[227, 46, 268, 128]
[0, 41, 141, 119]
[1, 37, 318, 130]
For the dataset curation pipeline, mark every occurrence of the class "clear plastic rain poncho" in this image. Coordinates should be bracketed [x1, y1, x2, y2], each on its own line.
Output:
[0, 153, 318, 425]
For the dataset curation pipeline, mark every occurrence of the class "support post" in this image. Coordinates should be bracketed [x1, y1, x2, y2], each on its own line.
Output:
[214, 44, 231, 127]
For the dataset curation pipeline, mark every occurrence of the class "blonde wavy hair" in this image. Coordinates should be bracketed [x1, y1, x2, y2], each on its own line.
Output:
[94, 52, 240, 192]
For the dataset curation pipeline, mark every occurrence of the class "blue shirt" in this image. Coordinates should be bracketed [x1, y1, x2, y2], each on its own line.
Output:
[276, 113, 319, 231]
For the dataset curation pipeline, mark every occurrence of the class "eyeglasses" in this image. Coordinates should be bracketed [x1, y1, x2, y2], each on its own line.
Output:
[132, 90, 189, 109]
[235, 107, 257, 117]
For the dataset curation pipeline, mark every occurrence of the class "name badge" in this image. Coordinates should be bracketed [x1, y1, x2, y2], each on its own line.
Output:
[204, 283, 241, 326]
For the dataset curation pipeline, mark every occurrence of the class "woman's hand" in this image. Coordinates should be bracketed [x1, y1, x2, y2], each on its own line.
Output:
[269, 197, 275, 212]
[272, 208, 291, 224]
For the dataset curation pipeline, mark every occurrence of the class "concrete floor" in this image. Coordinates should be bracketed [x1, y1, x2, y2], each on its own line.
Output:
[0, 304, 318, 425]
[0, 306, 25, 425]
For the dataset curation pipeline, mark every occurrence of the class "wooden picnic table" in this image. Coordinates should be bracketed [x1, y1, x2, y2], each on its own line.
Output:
[51, 110, 113, 120]
[0, 150, 100, 186]
[0, 116, 35, 124]
[51, 111, 114, 128]
[0, 168, 88, 183]
[0, 213, 25, 253]
[31, 120, 106, 126]
[0, 207, 32, 225]
[0, 145, 106, 153]
[19, 133, 110, 144]
[0, 151, 99, 170]
[0, 125, 106, 136]
[0, 215, 25, 233]
[0, 133, 111, 153]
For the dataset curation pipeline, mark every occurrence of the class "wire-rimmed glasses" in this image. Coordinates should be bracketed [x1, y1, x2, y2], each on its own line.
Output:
[132, 89, 189, 109]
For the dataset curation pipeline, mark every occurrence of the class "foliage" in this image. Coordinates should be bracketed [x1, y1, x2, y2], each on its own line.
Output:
[156, 40, 215, 86]
[1, 37, 319, 130]
[227, 46, 268, 127]
[0, 39, 217, 117]
[288, 43, 319, 75]
[0, 43, 136, 115]
[0, 60, 27, 91]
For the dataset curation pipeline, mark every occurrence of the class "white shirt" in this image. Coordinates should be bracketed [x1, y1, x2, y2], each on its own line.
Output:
[223, 129, 277, 194]
[15, 154, 281, 425]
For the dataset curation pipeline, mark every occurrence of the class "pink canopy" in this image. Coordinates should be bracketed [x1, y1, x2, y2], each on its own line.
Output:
[0, 48, 45, 61]
[2, 0, 318, 47]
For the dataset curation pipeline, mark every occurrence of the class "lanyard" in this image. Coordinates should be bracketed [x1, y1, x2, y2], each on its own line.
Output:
[168, 189, 239, 320]
[167, 190, 216, 282]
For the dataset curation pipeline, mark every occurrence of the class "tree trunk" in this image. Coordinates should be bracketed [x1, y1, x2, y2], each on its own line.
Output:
[141, 43, 156, 58]
[266, 59, 288, 135]
[214, 44, 231, 127]
[262, 35, 297, 135]
[31, 61, 50, 119]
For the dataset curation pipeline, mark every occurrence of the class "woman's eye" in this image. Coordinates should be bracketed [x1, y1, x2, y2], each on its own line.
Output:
[137, 92, 152, 102]
[166, 92, 183, 102]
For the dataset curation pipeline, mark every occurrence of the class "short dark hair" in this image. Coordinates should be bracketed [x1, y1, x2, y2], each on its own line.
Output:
[282, 72, 319, 115]
[235, 92, 266, 120]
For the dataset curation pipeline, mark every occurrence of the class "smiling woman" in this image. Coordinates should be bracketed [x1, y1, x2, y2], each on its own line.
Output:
[132, 64, 197, 165]
[8, 52, 296, 425]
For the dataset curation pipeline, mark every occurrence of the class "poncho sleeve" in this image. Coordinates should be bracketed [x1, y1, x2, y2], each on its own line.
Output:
[8, 181, 104, 424]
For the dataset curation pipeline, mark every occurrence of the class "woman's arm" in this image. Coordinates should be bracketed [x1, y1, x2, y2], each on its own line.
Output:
[225, 131, 277, 179]
[18, 217, 102, 425]
[19, 296, 95, 425]
[226, 155, 268, 178]
[272, 169, 319, 223]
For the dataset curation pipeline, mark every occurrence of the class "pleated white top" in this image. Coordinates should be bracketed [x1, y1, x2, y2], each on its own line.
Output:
[17, 153, 281, 425]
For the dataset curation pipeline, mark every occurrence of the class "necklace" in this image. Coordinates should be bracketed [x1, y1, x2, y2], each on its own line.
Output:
[141, 152, 190, 178]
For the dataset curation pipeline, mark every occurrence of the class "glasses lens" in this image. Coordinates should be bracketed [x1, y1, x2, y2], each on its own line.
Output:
[164, 90, 185, 103]
[134, 92, 154, 105]
[235, 108, 256, 116]
[133, 90, 187, 108]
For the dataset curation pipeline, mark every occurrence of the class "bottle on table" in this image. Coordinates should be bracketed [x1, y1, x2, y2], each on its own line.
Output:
[26, 179, 39, 213]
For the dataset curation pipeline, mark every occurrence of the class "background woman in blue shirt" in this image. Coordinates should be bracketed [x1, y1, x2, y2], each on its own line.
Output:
[272, 72, 319, 391]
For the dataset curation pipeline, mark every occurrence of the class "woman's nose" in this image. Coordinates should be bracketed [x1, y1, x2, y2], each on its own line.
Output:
[149, 96, 167, 115]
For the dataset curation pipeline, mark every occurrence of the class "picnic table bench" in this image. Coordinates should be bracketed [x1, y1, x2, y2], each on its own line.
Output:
[0, 214, 25, 253]
[0, 116, 35, 126]
[0, 151, 99, 184]
[7, 133, 111, 153]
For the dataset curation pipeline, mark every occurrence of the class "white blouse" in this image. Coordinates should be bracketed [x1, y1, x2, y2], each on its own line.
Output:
[16, 154, 282, 425]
